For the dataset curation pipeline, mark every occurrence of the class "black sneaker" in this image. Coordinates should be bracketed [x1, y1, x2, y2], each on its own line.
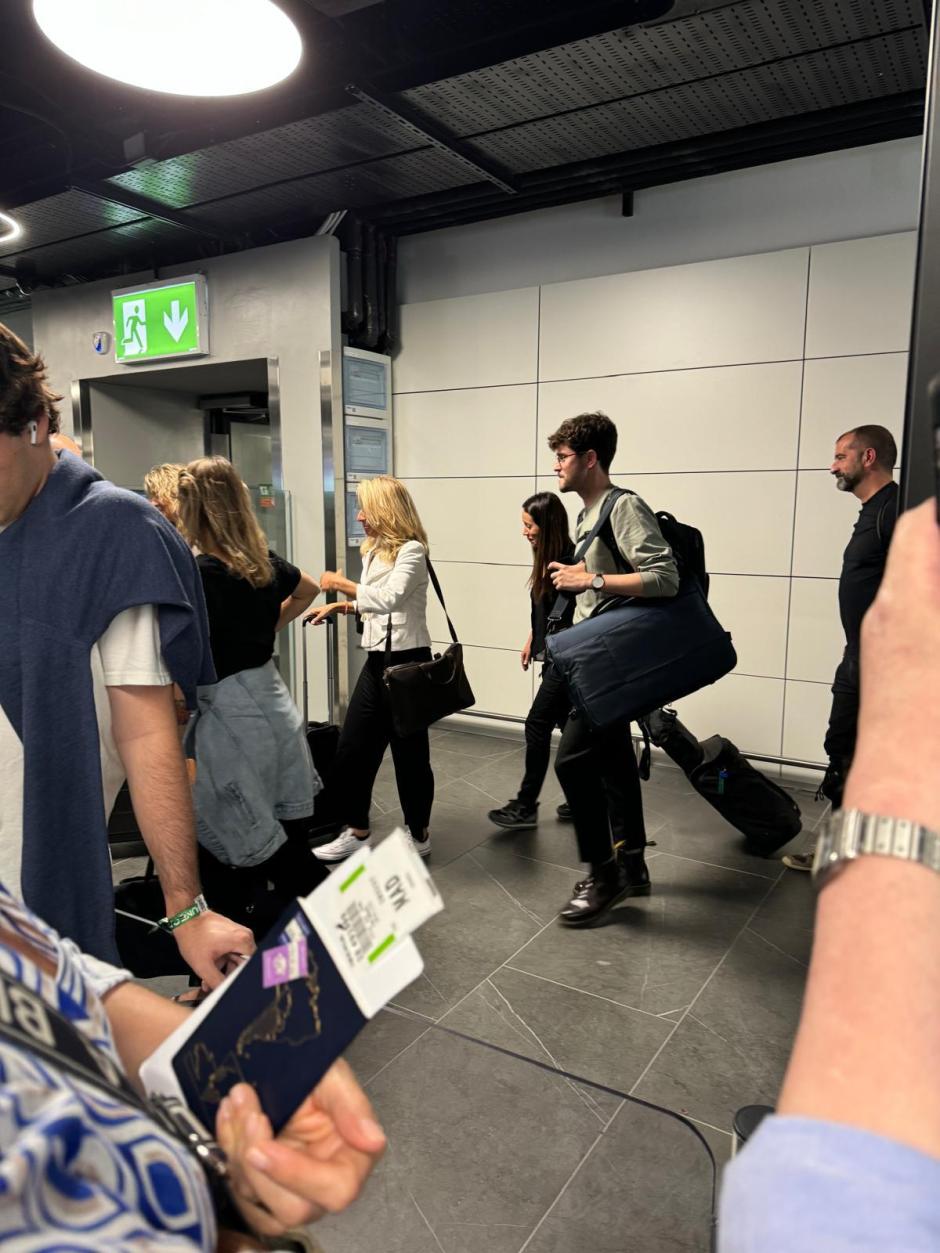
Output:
[559, 859, 651, 927]
[816, 762, 846, 810]
[488, 800, 538, 830]
[556, 802, 573, 822]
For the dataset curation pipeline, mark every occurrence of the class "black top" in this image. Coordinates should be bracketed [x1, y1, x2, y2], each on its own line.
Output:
[197, 549, 301, 681]
[530, 538, 575, 659]
[838, 481, 899, 651]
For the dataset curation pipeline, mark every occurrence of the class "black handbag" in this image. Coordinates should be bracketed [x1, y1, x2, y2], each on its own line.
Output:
[382, 558, 475, 737]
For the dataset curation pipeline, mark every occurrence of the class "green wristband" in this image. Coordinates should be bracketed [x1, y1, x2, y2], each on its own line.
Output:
[159, 894, 208, 933]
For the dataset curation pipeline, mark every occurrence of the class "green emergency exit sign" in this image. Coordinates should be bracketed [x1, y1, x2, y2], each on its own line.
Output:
[112, 275, 209, 364]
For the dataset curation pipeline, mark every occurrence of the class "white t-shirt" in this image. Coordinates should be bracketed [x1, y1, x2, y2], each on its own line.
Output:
[0, 604, 170, 896]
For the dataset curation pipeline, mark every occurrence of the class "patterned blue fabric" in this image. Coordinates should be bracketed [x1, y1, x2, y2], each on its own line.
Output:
[0, 886, 215, 1250]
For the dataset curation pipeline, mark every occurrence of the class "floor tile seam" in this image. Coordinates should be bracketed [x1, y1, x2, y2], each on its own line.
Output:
[491, 848, 583, 876]
[627, 874, 782, 1098]
[409, 1190, 447, 1253]
[433, 914, 561, 1028]
[361, 1024, 434, 1091]
[742, 925, 810, 969]
[649, 849, 779, 881]
[516, 1129, 607, 1253]
[500, 964, 676, 1024]
[452, 775, 509, 804]
[466, 851, 546, 928]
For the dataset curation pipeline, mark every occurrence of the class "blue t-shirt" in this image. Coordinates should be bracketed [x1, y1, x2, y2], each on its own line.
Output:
[720, 1115, 940, 1252]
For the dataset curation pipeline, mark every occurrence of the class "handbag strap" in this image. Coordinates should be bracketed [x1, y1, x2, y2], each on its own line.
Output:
[547, 487, 631, 625]
[384, 552, 458, 660]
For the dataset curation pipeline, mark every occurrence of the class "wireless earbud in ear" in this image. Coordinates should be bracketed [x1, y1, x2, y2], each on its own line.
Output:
[28, 422, 38, 446]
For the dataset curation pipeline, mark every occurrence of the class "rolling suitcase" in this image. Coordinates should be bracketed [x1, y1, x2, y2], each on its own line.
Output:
[643, 708, 802, 855]
[302, 615, 342, 841]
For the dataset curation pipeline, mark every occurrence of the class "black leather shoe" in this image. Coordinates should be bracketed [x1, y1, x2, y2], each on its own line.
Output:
[556, 802, 573, 822]
[559, 860, 651, 927]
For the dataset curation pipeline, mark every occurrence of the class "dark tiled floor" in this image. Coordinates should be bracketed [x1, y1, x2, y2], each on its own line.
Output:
[116, 725, 824, 1253]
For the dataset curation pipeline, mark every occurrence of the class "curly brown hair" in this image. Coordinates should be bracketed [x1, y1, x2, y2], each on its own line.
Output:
[0, 322, 61, 436]
[547, 411, 617, 472]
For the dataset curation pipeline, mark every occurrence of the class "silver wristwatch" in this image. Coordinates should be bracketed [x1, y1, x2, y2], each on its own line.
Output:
[813, 809, 940, 890]
[591, 573, 606, 591]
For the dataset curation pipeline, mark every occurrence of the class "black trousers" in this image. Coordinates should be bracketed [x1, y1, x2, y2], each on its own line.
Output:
[517, 665, 570, 807]
[329, 648, 435, 835]
[824, 646, 860, 772]
[553, 675, 646, 869]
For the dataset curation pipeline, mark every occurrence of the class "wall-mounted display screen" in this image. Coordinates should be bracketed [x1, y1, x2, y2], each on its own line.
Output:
[346, 490, 366, 547]
[345, 422, 389, 480]
[343, 348, 391, 419]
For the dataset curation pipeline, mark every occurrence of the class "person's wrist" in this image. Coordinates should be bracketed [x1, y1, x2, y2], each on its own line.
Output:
[847, 739, 940, 833]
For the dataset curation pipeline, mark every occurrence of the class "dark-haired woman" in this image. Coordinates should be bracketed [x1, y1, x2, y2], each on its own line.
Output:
[488, 493, 576, 830]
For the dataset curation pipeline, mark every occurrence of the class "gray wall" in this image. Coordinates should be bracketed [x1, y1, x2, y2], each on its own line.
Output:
[2, 305, 33, 348]
[399, 137, 922, 303]
[87, 382, 203, 488]
[31, 237, 342, 718]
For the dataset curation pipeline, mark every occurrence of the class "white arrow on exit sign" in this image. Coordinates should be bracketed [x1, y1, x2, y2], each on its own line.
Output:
[163, 300, 190, 342]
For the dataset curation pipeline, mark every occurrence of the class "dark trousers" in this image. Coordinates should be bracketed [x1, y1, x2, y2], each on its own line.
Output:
[517, 665, 571, 807]
[553, 686, 646, 869]
[330, 648, 434, 836]
[824, 646, 860, 772]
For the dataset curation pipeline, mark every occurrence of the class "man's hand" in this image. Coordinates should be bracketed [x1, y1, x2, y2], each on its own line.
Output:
[216, 1062, 386, 1234]
[173, 910, 254, 990]
[548, 559, 591, 593]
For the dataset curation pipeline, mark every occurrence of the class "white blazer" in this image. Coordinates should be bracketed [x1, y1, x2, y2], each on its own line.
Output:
[354, 540, 432, 652]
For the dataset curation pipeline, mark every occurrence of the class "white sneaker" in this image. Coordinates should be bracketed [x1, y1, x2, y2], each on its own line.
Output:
[313, 827, 371, 863]
[411, 831, 431, 859]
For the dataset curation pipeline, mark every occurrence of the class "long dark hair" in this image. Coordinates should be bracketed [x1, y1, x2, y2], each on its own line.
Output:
[523, 492, 572, 602]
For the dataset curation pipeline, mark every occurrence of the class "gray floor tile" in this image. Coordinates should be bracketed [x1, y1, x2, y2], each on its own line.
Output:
[482, 816, 585, 872]
[634, 928, 806, 1130]
[467, 841, 577, 924]
[523, 1095, 716, 1253]
[318, 1028, 606, 1253]
[344, 1008, 430, 1086]
[370, 797, 492, 867]
[389, 852, 547, 1019]
[510, 853, 772, 1016]
[433, 730, 522, 760]
[746, 869, 816, 966]
[441, 966, 672, 1111]
[462, 748, 565, 807]
[649, 792, 787, 878]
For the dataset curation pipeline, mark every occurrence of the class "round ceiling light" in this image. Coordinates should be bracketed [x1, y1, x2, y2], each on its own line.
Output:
[32, 0, 302, 97]
[0, 212, 22, 245]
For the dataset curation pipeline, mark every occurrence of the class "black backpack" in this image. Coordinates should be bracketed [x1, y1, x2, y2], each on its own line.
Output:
[598, 490, 710, 597]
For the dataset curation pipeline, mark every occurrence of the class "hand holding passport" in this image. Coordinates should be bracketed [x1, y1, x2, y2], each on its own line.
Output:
[140, 830, 442, 1233]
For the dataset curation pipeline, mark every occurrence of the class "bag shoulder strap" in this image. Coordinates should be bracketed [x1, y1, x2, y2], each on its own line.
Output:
[385, 552, 459, 658]
[548, 487, 632, 623]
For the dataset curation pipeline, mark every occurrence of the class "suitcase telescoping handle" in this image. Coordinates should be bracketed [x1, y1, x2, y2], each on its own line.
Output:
[301, 612, 335, 726]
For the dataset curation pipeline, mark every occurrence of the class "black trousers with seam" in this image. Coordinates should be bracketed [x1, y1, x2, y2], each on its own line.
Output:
[329, 647, 435, 836]
[823, 645, 860, 774]
[551, 665, 646, 869]
[517, 664, 571, 807]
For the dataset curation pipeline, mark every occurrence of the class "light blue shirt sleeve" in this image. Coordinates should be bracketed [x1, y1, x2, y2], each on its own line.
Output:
[720, 1115, 940, 1252]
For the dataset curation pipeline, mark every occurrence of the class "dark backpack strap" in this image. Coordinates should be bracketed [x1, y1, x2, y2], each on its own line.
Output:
[547, 488, 632, 624]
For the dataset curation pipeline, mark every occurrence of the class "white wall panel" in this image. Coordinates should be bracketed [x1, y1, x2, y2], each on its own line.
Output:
[395, 384, 536, 478]
[792, 470, 857, 578]
[436, 645, 535, 719]
[782, 681, 832, 763]
[707, 575, 790, 679]
[395, 287, 539, 393]
[674, 674, 784, 757]
[534, 476, 581, 534]
[623, 471, 796, 576]
[401, 477, 534, 564]
[537, 361, 802, 473]
[799, 352, 907, 469]
[538, 248, 808, 382]
[804, 232, 916, 358]
[426, 561, 532, 652]
[787, 578, 844, 684]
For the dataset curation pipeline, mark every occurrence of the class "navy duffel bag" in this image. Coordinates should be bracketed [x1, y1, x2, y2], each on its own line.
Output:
[546, 582, 737, 730]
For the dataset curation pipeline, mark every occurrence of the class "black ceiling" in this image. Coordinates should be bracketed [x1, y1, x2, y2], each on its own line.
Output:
[0, 0, 929, 295]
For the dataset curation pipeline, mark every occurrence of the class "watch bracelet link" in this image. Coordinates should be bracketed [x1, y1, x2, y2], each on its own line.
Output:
[813, 809, 940, 888]
[159, 894, 209, 933]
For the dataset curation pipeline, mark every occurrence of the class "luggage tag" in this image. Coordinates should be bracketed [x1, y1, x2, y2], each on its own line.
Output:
[139, 830, 442, 1134]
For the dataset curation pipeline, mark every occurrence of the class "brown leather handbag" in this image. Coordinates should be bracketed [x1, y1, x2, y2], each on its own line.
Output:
[382, 558, 475, 737]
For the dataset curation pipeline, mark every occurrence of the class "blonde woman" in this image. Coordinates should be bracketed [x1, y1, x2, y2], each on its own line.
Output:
[306, 475, 433, 862]
[143, 462, 185, 528]
[177, 456, 326, 921]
